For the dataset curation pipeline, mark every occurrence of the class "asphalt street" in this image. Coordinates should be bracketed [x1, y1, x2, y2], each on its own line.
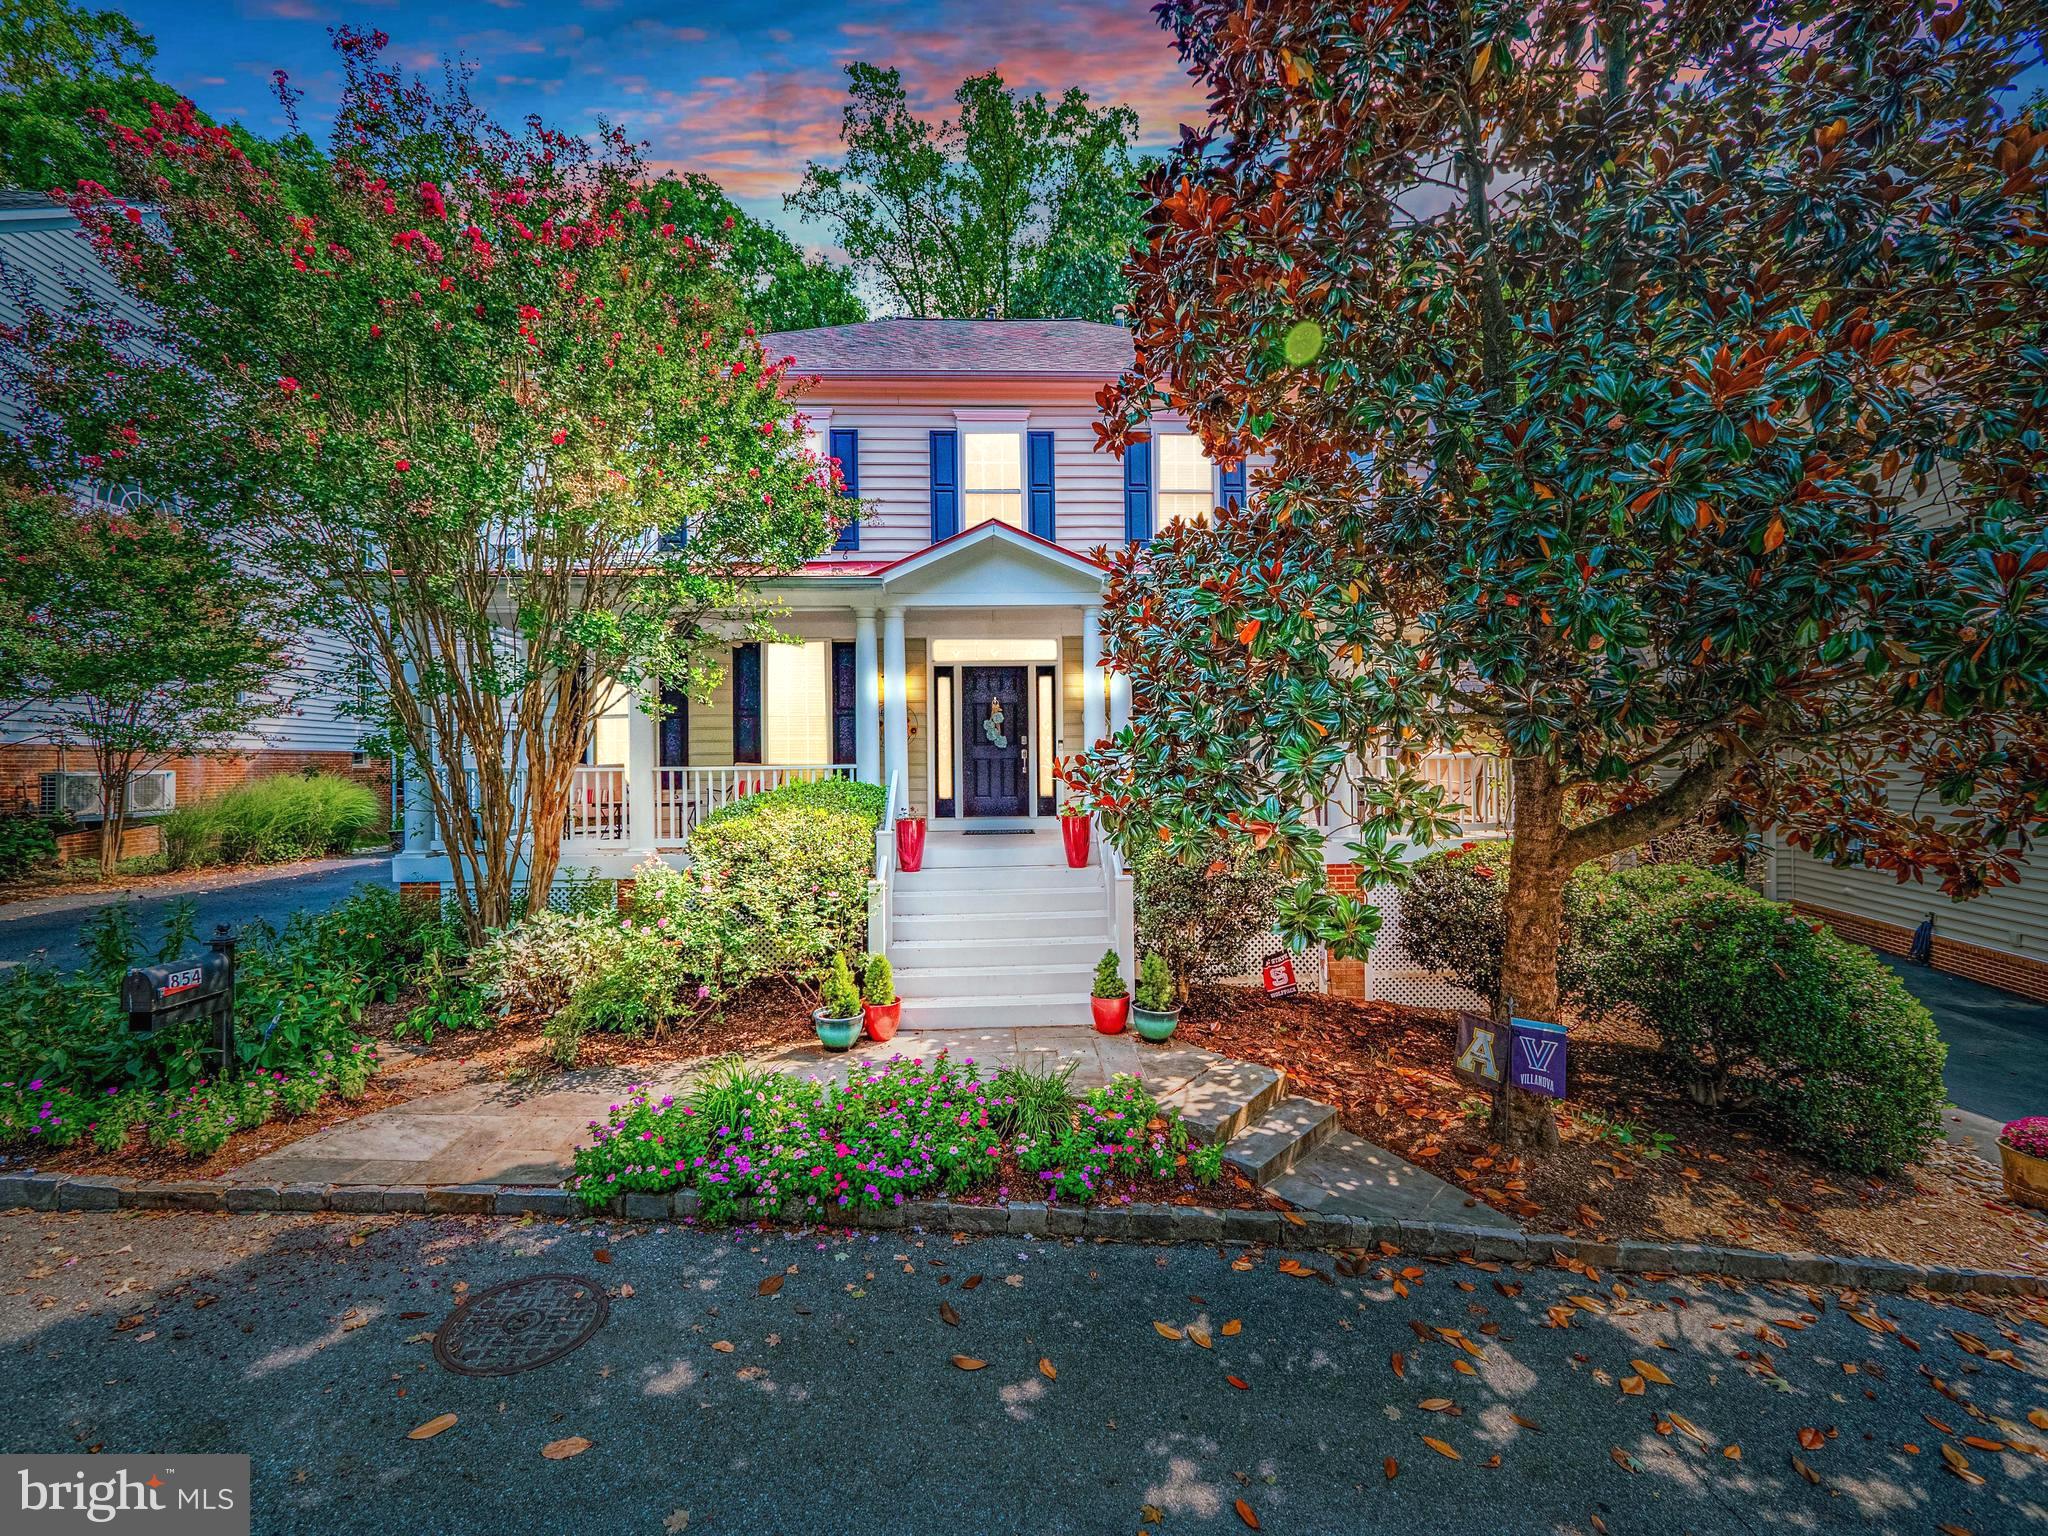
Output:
[1, 1211, 2042, 1535]
[1882, 958, 2048, 1163]
[0, 856, 387, 972]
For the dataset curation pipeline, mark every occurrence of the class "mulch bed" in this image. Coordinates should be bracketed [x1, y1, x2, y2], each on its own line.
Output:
[1181, 983, 2048, 1277]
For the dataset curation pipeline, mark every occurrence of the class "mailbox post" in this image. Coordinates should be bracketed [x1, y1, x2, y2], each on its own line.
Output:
[123, 924, 239, 1077]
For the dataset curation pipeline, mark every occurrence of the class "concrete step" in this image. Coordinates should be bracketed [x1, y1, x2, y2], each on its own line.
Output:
[916, 833, 1074, 868]
[891, 884, 1107, 918]
[893, 961, 1095, 1000]
[899, 994, 1095, 1030]
[891, 910, 1110, 943]
[895, 861, 1100, 893]
[1158, 1059, 1287, 1146]
[1268, 1130, 1518, 1228]
[1221, 1097, 1339, 1184]
[889, 935, 1110, 972]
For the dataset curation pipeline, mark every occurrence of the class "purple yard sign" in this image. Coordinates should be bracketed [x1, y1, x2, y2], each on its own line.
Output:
[1453, 1012, 1503, 1092]
[1509, 1017, 1568, 1099]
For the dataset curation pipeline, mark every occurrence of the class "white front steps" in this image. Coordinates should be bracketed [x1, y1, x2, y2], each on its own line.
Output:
[887, 828, 1112, 1030]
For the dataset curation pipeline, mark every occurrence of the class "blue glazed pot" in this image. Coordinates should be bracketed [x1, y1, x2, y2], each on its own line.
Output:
[1132, 1006, 1180, 1043]
[813, 1011, 863, 1052]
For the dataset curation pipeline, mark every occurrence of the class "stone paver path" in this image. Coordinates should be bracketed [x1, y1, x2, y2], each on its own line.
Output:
[234, 1026, 1504, 1229]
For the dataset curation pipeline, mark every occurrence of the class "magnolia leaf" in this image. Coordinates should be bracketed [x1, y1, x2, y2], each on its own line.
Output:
[407, 1413, 457, 1441]
[1221, 1319, 1242, 1337]
[1632, 1359, 1673, 1386]
[950, 1355, 987, 1371]
[1234, 1497, 1261, 1529]
[757, 1274, 783, 1297]
[1422, 1435, 1461, 1461]
[1038, 1358, 1056, 1380]
[1154, 1321, 1185, 1341]
[541, 1437, 591, 1460]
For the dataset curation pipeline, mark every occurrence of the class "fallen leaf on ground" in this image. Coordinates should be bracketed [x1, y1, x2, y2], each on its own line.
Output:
[1791, 1455, 1820, 1486]
[711, 1340, 734, 1353]
[940, 1300, 961, 1327]
[757, 1275, 783, 1297]
[592, 1249, 611, 1264]
[1632, 1359, 1673, 1386]
[407, 1414, 457, 1441]
[1610, 1446, 1641, 1473]
[1154, 1321, 1185, 1341]
[1391, 1352, 1406, 1378]
[1188, 1324, 1213, 1350]
[1620, 1375, 1645, 1396]
[2030, 1409, 2048, 1432]
[1797, 1427, 1826, 1451]
[1226, 1374, 1250, 1391]
[1383, 1458, 1399, 1481]
[1039, 1358, 1056, 1380]
[951, 1355, 986, 1371]
[1723, 1445, 1742, 1461]
[1234, 1497, 1260, 1529]
[541, 1437, 591, 1460]
[1221, 1319, 1242, 1337]
[1511, 1413, 1542, 1432]
[1423, 1436, 1461, 1461]
[1418, 1398, 1455, 1413]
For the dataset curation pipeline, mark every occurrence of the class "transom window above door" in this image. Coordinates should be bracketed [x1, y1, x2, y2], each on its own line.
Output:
[962, 431, 1024, 531]
[1158, 433, 1213, 526]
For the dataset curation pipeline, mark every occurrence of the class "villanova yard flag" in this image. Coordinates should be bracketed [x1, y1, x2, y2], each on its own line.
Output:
[1508, 1017, 1568, 1099]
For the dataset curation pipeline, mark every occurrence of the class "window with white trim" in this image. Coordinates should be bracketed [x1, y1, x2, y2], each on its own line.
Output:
[1158, 433, 1213, 526]
[962, 431, 1023, 531]
[763, 641, 832, 763]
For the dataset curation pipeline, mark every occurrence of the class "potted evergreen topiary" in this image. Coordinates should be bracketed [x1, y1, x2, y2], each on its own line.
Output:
[1999, 1117, 2048, 1212]
[1131, 953, 1180, 1042]
[1090, 948, 1129, 1035]
[862, 953, 901, 1043]
[813, 953, 864, 1052]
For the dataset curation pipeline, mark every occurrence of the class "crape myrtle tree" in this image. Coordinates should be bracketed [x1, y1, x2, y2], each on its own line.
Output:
[1074, 0, 2048, 1147]
[0, 29, 848, 937]
[0, 483, 292, 876]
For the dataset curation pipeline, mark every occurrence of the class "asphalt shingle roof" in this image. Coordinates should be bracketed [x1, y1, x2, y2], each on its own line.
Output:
[761, 318, 1134, 378]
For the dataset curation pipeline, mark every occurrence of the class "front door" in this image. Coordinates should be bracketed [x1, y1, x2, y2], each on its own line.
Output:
[961, 665, 1029, 817]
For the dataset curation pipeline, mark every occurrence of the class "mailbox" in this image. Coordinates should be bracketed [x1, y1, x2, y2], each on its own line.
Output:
[123, 926, 238, 1073]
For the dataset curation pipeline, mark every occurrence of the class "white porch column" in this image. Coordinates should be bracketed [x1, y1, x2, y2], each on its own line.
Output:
[853, 607, 881, 785]
[399, 659, 434, 854]
[1081, 604, 1107, 749]
[625, 686, 658, 851]
[882, 605, 909, 809]
[1108, 670, 1129, 740]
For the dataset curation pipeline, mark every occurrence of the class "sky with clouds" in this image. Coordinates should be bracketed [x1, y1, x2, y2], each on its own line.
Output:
[114, 0, 1209, 243]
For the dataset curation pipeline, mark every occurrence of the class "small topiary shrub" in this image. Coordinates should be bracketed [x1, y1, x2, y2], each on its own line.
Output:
[1133, 840, 1286, 994]
[819, 953, 861, 1018]
[1136, 952, 1177, 1012]
[862, 954, 894, 1007]
[1398, 842, 1613, 1008]
[1597, 887, 1946, 1174]
[1092, 949, 1126, 999]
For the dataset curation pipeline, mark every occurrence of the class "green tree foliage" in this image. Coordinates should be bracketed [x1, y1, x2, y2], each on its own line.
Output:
[658, 171, 864, 332]
[0, 30, 848, 935]
[0, 483, 291, 875]
[0, 0, 181, 191]
[1073, 1, 2048, 1149]
[788, 64, 1146, 320]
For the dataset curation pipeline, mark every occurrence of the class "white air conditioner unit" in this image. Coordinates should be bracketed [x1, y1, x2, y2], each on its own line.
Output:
[38, 769, 177, 822]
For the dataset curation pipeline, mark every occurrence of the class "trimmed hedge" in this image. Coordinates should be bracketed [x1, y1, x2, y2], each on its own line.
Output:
[1133, 840, 1286, 997]
[1595, 887, 1946, 1175]
[1396, 842, 1613, 1007]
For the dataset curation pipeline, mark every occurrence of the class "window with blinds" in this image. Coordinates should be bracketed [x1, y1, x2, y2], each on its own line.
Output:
[763, 641, 832, 764]
[1157, 433, 1213, 526]
[962, 431, 1023, 531]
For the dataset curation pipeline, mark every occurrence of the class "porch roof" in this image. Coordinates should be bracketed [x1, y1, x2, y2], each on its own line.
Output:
[780, 522, 1108, 606]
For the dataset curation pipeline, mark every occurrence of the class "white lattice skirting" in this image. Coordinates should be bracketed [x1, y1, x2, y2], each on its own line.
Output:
[1361, 885, 1486, 1012]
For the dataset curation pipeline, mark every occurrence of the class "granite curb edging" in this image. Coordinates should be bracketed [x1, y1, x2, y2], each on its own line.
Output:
[3, 1171, 2040, 1297]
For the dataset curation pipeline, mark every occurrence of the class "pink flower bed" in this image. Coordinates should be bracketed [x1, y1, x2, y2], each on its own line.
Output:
[2002, 1116, 2048, 1158]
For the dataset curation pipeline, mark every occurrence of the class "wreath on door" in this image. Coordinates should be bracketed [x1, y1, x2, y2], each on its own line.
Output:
[981, 696, 1008, 749]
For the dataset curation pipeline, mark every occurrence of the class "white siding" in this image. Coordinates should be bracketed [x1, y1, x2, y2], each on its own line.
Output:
[1780, 843, 2048, 965]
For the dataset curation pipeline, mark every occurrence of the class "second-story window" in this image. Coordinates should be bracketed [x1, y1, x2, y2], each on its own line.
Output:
[962, 431, 1023, 531]
[1158, 433, 1213, 526]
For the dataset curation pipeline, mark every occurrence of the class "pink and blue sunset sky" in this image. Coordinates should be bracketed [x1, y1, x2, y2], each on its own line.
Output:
[114, 0, 1209, 243]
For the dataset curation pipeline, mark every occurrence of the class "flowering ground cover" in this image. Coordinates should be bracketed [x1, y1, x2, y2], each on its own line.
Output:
[570, 1055, 1226, 1219]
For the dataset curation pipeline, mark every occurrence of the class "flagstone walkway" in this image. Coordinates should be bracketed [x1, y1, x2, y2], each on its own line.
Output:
[231, 1026, 1510, 1229]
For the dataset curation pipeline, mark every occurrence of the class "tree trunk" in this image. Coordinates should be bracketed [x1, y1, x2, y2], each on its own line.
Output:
[1493, 756, 1567, 1152]
[97, 769, 130, 880]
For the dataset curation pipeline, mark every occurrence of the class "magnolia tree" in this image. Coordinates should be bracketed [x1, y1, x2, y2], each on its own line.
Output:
[2, 31, 848, 936]
[1075, 0, 2048, 1147]
[0, 484, 290, 875]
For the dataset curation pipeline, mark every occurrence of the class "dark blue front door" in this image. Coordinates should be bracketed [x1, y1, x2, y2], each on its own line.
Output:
[961, 666, 1028, 817]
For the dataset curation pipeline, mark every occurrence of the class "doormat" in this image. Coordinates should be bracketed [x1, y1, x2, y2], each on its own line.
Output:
[962, 829, 1037, 837]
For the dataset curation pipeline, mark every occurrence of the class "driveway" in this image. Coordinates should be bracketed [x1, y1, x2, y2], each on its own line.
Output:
[0, 855, 389, 972]
[1, 1211, 2041, 1535]
[1883, 957, 2048, 1162]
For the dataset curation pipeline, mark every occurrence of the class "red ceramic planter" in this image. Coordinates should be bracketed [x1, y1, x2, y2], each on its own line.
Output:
[1060, 813, 1092, 868]
[1090, 995, 1129, 1035]
[895, 815, 926, 873]
[863, 1000, 901, 1043]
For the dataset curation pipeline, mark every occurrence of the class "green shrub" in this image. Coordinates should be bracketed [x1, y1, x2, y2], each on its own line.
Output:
[862, 954, 895, 1007]
[819, 953, 860, 1018]
[1136, 952, 1176, 1012]
[158, 803, 224, 870]
[1398, 842, 1613, 1008]
[199, 773, 382, 866]
[1133, 840, 1286, 993]
[0, 814, 59, 880]
[1597, 888, 1946, 1174]
[1092, 950, 1126, 999]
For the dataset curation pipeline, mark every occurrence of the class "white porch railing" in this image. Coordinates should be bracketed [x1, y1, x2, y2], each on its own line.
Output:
[652, 764, 853, 844]
[1415, 749, 1512, 832]
[565, 764, 629, 841]
[866, 769, 899, 960]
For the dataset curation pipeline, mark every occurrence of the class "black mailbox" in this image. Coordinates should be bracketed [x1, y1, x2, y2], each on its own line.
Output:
[123, 926, 238, 1073]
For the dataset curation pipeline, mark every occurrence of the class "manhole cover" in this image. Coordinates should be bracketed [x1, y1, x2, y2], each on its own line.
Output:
[433, 1274, 610, 1378]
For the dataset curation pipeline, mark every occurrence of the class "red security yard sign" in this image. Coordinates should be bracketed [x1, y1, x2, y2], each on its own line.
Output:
[1260, 951, 1298, 998]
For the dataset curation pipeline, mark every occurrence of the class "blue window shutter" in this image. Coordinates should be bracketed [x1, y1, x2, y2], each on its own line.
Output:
[1026, 430, 1056, 540]
[829, 427, 859, 551]
[929, 429, 959, 542]
[1123, 433, 1153, 544]
[1218, 459, 1246, 512]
